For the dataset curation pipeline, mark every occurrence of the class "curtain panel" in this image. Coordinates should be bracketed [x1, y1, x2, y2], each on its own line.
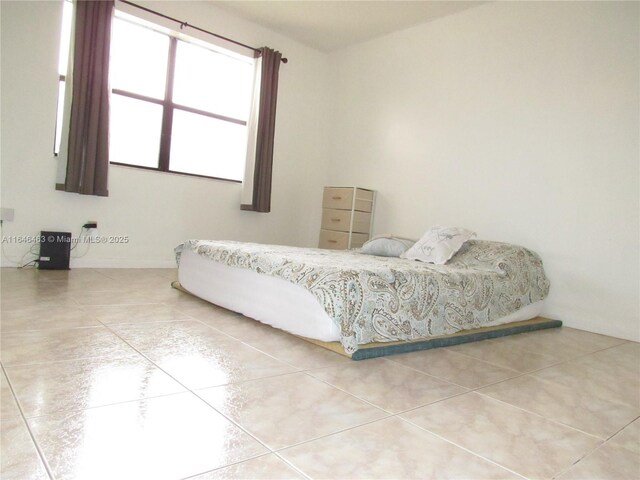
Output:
[64, 0, 114, 197]
[241, 47, 282, 213]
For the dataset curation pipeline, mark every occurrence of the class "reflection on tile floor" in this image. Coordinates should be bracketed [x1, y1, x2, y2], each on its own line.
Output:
[1, 267, 638, 480]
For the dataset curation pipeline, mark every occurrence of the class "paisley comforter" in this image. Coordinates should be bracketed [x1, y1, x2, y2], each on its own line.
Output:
[183, 239, 550, 354]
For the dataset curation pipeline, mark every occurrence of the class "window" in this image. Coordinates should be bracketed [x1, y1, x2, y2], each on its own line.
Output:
[55, 5, 254, 182]
[54, 0, 74, 155]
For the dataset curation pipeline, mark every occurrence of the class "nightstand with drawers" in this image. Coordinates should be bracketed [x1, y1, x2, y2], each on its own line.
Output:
[318, 187, 375, 250]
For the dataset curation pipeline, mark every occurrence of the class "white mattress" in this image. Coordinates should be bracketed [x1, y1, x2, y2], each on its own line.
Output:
[178, 248, 545, 343]
[179, 248, 342, 341]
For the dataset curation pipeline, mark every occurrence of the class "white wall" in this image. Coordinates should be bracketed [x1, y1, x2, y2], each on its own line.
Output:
[2, 1, 638, 342]
[0, 0, 330, 267]
[327, 1, 639, 340]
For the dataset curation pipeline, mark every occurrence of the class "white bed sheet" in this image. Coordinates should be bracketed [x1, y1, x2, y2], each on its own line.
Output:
[178, 248, 545, 343]
[179, 248, 342, 341]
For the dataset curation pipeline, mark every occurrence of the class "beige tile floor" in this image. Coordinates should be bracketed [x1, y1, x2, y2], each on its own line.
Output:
[1, 267, 638, 480]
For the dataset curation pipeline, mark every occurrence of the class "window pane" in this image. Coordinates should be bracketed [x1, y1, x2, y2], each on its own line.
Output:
[110, 18, 169, 99]
[173, 41, 253, 121]
[54, 80, 66, 155]
[110, 95, 163, 168]
[58, 0, 73, 76]
[169, 110, 247, 181]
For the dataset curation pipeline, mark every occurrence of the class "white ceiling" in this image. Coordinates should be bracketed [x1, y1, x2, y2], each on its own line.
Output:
[214, 1, 485, 52]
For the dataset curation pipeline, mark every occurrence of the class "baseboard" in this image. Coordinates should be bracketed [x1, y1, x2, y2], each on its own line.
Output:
[71, 258, 177, 268]
[1, 258, 177, 268]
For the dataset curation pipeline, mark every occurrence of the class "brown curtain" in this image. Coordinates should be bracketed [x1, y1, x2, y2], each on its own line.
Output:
[241, 47, 282, 212]
[64, 0, 114, 197]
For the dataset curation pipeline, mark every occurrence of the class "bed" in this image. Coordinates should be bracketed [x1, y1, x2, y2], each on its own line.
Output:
[175, 238, 556, 359]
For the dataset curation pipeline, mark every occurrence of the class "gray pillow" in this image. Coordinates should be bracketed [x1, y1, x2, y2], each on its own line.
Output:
[361, 235, 416, 257]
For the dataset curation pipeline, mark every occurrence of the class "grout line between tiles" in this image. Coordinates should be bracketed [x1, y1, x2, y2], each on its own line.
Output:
[371, 356, 480, 388]
[385, 355, 526, 390]
[300, 370, 396, 414]
[95, 270, 171, 282]
[472, 390, 607, 441]
[269, 414, 395, 454]
[182, 316, 343, 373]
[185, 318, 298, 363]
[549, 434, 615, 480]
[271, 411, 530, 480]
[551, 415, 640, 479]
[97, 319, 278, 459]
[114, 315, 318, 384]
[396, 415, 530, 480]
[446, 330, 632, 375]
[438, 345, 555, 375]
[603, 414, 640, 443]
[1, 323, 115, 335]
[104, 316, 400, 460]
[76, 301, 168, 307]
[185, 370, 397, 463]
[1, 362, 56, 480]
[477, 371, 640, 432]
[302, 367, 473, 417]
[3, 271, 637, 480]
[159, 313, 558, 472]
[176, 452, 274, 480]
[272, 451, 313, 480]
[176, 451, 312, 480]
[18, 389, 190, 420]
[387, 388, 474, 416]
[523, 366, 640, 412]
[0, 350, 140, 369]
[570, 341, 637, 361]
[181, 452, 278, 480]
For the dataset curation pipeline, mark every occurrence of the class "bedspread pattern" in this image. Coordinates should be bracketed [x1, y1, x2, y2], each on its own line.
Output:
[184, 239, 550, 354]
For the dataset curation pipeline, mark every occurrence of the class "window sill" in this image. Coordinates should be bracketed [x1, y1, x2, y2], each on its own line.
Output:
[109, 162, 242, 183]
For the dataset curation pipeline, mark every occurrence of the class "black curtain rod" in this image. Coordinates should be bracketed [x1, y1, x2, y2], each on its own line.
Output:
[118, 0, 288, 63]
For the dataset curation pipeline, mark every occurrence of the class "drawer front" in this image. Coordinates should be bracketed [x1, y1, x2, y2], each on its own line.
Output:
[349, 232, 369, 248]
[319, 229, 349, 250]
[319, 229, 369, 250]
[322, 187, 374, 212]
[321, 209, 371, 233]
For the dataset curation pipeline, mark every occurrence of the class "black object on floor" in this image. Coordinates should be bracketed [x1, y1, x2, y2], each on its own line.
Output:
[38, 231, 71, 270]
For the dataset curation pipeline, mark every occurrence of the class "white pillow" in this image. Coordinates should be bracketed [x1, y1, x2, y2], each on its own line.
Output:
[401, 226, 476, 264]
[361, 235, 416, 257]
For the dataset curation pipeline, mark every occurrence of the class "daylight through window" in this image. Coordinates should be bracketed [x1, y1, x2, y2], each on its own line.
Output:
[55, 2, 255, 182]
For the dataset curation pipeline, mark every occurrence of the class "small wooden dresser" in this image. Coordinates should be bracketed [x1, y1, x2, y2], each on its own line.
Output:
[318, 187, 375, 250]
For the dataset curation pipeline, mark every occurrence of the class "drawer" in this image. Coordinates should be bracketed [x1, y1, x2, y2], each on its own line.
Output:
[322, 187, 374, 212]
[319, 229, 369, 250]
[321, 209, 371, 233]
